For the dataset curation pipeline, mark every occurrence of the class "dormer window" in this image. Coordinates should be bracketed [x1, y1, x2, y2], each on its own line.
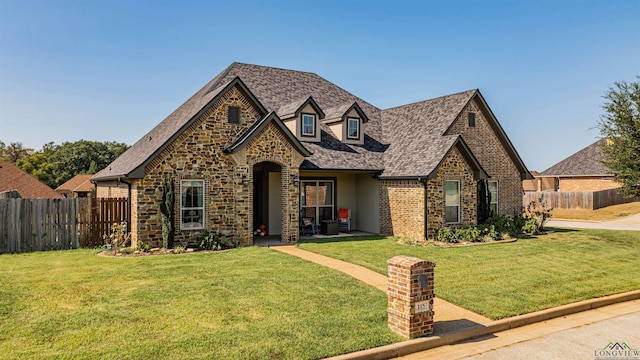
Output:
[347, 117, 359, 139]
[302, 113, 316, 137]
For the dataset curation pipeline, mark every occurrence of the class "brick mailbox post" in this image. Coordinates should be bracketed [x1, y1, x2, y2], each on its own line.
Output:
[387, 255, 436, 338]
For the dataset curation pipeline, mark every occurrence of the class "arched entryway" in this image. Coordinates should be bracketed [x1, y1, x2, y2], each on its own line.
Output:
[252, 161, 283, 241]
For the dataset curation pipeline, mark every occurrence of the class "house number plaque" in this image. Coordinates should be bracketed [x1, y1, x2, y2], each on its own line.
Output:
[414, 300, 432, 313]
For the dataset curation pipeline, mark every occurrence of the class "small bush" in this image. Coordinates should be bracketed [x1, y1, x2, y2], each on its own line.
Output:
[173, 245, 185, 254]
[136, 241, 150, 253]
[524, 195, 553, 229]
[521, 218, 540, 235]
[437, 227, 457, 243]
[455, 227, 481, 242]
[199, 231, 234, 250]
[484, 214, 517, 236]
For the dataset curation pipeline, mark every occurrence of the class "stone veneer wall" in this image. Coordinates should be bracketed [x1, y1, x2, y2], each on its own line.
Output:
[447, 99, 523, 216]
[380, 148, 477, 241]
[425, 147, 477, 239]
[130, 85, 303, 247]
[379, 180, 425, 241]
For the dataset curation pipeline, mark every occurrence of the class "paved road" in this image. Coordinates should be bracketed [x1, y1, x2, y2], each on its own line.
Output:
[399, 300, 640, 360]
[547, 213, 640, 231]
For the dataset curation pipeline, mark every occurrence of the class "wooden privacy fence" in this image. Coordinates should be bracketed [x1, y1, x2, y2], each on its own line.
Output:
[0, 197, 128, 254]
[524, 188, 640, 210]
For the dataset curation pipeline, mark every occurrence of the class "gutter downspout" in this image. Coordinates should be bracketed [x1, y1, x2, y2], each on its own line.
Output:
[419, 177, 428, 242]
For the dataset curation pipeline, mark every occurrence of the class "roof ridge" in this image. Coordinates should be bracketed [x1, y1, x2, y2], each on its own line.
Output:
[383, 89, 477, 111]
[232, 62, 320, 76]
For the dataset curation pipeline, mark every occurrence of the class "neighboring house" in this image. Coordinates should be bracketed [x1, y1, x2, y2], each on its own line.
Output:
[92, 63, 532, 247]
[0, 161, 63, 199]
[56, 174, 95, 198]
[536, 139, 619, 192]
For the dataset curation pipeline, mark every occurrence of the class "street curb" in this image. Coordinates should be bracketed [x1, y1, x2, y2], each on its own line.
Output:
[326, 290, 640, 360]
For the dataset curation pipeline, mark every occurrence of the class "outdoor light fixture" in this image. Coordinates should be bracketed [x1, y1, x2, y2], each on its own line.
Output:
[292, 175, 300, 186]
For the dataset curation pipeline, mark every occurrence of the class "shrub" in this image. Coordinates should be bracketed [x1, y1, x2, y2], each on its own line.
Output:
[455, 227, 481, 242]
[437, 227, 457, 243]
[524, 195, 553, 229]
[199, 231, 235, 250]
[136, 241, 150, 253]
[521, 218, 540, 235]
[102, 222, 131, 255]
[483, 214, 517, 236]
[173, 245, 185, 254]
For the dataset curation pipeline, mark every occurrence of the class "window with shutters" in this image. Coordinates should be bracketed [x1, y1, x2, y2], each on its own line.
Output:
[228, 105, 240, 124]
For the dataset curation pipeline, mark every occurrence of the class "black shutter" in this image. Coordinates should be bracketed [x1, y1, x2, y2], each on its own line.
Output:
[228, 106, 240, 124]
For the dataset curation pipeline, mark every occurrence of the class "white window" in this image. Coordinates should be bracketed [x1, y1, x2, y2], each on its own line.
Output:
[302, 114, 315, 136]
[445, 180, 460, 224]
[347, 117, 359, 139]
[488, 181, 498, 214]
[300, 180, 334, 224]
[181, 180, 204, 230]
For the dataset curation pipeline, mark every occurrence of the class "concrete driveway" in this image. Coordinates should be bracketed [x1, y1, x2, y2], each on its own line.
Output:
[546, 213, 640, 231]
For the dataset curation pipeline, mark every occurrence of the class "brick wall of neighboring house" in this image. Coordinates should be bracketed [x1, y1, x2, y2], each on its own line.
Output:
[448, 99, 523, 217]
[95, 180, 129, 198]
[130, 85, 302, 248]
[559, 177, 620, 192]
[379, 180, 425, 241]
[380, 148, 476, 241]
[426, 147, 477, 239]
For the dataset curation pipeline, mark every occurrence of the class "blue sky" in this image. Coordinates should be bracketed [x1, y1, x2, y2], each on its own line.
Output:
[0, 0, 638, 171]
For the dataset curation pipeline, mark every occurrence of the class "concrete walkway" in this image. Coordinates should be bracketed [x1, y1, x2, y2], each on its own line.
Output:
[272, 245, 491, 335]
[547, 213, 640, 231]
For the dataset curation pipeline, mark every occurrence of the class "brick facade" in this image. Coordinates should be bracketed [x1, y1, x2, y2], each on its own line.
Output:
[380, 148, 477, 241]
[379, 180, 425, 241]
[447, 99, 523, 216]
[128, 85, 303, 248]
[559, 177, 620, 192]
[95, 180, 129, 198]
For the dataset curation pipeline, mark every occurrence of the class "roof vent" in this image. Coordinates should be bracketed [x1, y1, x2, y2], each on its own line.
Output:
[228, 105, 240, 124]
[468, 112, 476, 127]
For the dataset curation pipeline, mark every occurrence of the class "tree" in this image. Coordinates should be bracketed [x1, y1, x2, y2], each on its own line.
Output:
[597, 76, 640, 197]
[0, 141, 33, 163]
[14, 140, 129, 188]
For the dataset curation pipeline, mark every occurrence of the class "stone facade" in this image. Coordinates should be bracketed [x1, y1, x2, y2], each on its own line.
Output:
[129, 85, 303, 248]
[425, 148, 477, 239]
[447, 99, 523, 216]
[380, 148, 477, 241]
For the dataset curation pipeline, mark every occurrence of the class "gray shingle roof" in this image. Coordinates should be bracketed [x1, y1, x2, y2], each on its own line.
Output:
[540, 139, 611, 176]
[93, 63, 527, 181]
[380, 90, 477, 177]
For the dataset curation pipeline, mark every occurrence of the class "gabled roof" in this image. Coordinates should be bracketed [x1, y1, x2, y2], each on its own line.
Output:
[324, 102, 370, 124]
[94, 63, 529, 180]
[276, 96, 325, 120]
[540, 139, 611, 177]
[0, 162, 63, 198]
[380, 90, 476, 177]
[224, 112, 312, 157]
[93, 76, 267, 181]
[56, 174, 94, 194]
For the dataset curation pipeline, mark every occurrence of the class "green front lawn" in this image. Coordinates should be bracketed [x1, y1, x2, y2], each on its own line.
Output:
[299, 229, 640, 319]
[0, 248, 400, 360]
